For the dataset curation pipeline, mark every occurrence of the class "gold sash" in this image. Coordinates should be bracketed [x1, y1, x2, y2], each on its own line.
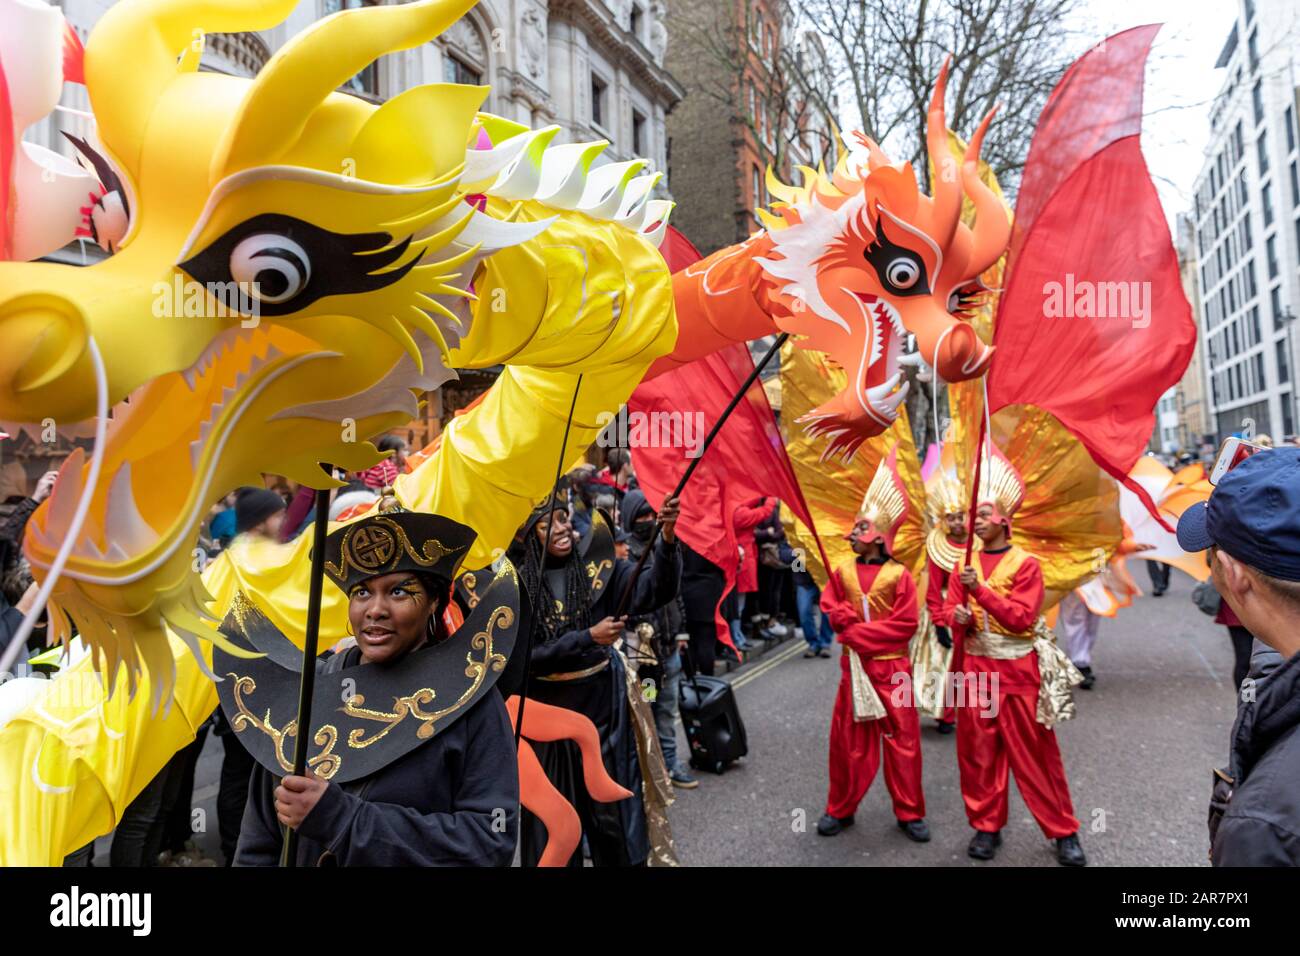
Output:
[535, 658, 611, 681]
[957, 549, 1083, 726]
[615, 647, 680, 867]
[908, 605, 951, 719]
[837, 561, 903, 722]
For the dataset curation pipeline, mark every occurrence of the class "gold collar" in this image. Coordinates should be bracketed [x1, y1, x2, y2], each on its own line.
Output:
[926, 526, 978, 573]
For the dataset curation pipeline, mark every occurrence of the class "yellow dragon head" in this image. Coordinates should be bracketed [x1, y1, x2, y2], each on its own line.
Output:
[0, 0, 674, 700]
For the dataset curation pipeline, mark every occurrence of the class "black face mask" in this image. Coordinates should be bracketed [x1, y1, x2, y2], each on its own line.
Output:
[632, 515, 655, 543]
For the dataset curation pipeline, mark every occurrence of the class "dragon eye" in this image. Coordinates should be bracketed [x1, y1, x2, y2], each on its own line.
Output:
[64, 133, 132, 253]
[863, 216, 930, 298]
[179, 213, 417, 318]
[886, 257, 919, 290]
[230, 234, 312, 304]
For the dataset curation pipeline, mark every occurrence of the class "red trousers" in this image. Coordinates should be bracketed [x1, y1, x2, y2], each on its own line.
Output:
[956, 662, 1078, 838]
[825, 655, 925, 821]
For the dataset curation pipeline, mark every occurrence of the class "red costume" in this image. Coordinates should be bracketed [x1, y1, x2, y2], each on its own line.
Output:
[943, 545, 1079, 838]
[818, 446, 927, 825]
[821, 558, 925, 821]
[923, 557, 951, 624]
[733, 497, 773, 594]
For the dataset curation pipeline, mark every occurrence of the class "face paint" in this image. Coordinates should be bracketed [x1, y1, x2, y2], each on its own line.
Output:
[347, 572, 436, 665]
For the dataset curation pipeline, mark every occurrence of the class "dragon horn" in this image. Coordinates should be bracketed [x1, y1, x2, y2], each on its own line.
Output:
[86, 0, 300, 179]
[857, 134, 892, 172]
[961, 105, 1012, 280]
[216, 0, 478, 177]
[925, 56, 962, 248]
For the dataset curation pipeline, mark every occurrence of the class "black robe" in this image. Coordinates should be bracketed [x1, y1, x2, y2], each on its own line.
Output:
[517, 537, 681, 866]
[234, 649, 519, 867]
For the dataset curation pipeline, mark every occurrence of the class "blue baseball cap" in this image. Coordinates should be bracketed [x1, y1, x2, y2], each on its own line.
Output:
[1176, 447, 1300, 582]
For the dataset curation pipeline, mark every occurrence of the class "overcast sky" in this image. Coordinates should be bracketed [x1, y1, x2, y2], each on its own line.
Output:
[1074, 0, 1242, 227]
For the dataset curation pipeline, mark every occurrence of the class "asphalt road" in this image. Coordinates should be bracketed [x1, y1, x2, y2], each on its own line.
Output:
[665, 567, 1238, 867]
[110, 565, 1236, 867]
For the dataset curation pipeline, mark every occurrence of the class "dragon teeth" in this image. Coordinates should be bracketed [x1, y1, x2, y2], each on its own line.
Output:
[73, 535, 106, 561]
[104, 460, 159, 557]
[44, 447, 86, 540]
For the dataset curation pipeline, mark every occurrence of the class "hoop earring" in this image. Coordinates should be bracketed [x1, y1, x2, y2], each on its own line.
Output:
[345, 618, 355, 637]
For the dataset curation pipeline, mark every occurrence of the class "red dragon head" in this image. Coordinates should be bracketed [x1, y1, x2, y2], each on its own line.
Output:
[754, 60, 1010, 460]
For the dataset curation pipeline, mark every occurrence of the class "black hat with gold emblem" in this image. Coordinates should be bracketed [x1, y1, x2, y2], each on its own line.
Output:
[320, 511, 476, 594]
[213, 554, 520, 784]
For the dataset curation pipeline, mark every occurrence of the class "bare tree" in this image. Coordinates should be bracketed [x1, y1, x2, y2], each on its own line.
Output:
[795, 0, 1085, 199]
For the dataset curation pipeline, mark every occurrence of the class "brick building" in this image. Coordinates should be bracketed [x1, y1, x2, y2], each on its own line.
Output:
[664, 0, 837, 256]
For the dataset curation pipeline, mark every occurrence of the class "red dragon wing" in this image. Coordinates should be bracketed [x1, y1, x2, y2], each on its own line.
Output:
[987, 25, 1196, 530]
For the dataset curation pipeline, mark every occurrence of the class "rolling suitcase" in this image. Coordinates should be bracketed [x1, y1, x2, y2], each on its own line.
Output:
[679, 647, 748, 774]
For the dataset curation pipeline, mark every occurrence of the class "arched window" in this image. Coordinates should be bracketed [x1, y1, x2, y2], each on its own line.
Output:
[441, 12, 490, 89]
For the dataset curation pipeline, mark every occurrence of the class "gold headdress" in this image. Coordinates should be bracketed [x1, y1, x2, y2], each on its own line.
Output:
[855, 445, 910, 549]
[925, 466, 968, 521]
[976, 442, 1025, 524]
[925, 459, 977, 571]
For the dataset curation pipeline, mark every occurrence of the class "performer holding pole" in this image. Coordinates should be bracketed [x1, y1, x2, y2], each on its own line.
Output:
[815, 448, 928, 843]
[917, 468, 974, 734]
[226, 507, 521, 867]
[512, 496, 682, 867]
[944, 445, 1086, 866]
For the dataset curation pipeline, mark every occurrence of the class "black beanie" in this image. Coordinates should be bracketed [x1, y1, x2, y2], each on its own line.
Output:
[235, 486, 286, 534]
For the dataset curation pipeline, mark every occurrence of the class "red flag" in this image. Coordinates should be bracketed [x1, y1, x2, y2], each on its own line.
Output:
[987, 25, 1194, 529]
[659, 223, 704, 273]
[629, 342, 817, 648]
[635, 227, 827, 645]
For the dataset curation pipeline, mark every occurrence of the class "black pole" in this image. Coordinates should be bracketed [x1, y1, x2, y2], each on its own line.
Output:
[513, 374, 584, 749]
[280, 482, 333, 868]
[613, 332, 789, 617]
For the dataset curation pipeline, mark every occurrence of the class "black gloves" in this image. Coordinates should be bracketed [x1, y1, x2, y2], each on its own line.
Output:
[935, 625, 953, 649]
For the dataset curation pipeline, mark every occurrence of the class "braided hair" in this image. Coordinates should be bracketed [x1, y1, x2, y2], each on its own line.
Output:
[412, 571, 453, 645]
[517, 512, 593, 646]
